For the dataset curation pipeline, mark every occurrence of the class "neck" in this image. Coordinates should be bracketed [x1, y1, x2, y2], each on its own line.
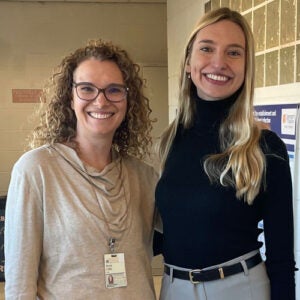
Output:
[73, 136, 113, 171]
[192, 91, 239, 132]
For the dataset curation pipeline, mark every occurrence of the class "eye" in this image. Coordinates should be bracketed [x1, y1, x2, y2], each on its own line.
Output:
[200, 46, 213, 53]
[79, 84, 95, 93]
[106, 85, 125, 94]
[228, 49, 244, 58]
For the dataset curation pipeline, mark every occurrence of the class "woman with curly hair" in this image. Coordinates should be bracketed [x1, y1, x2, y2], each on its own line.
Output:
[155, 7, 295, 300]
[5, 39, 158, 299]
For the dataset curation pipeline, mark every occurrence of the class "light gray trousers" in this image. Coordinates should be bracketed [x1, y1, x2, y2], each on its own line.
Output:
[159, 251, 270, 300]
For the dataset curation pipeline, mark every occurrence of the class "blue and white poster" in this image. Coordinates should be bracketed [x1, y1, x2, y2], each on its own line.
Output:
[254, 103, 300, 263]
[254, 104, 299, 172]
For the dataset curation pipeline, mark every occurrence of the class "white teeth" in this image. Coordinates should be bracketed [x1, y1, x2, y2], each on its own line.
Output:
[206, 74, 228, 81]
[89, 112, 112, 119]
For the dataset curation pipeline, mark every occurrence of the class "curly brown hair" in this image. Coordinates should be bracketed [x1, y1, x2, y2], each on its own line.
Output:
[29, 39, 153, 159]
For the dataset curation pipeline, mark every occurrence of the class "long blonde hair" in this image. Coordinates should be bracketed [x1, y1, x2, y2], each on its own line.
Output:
[29, 39, 153, 160]
[159, 7, 265, 204]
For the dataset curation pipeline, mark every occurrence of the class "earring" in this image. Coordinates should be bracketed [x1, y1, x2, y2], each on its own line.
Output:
[187, 73, 191, 79]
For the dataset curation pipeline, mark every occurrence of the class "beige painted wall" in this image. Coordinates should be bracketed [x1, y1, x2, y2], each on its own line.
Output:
[166, 0, 204, 121]
[0, 1, 168, 195]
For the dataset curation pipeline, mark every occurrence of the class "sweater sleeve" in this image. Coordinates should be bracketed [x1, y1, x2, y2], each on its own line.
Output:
[261, 130, 296, 300]
[4, 154, 44, 299]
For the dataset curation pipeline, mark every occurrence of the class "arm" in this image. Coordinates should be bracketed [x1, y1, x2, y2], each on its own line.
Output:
[262, 132, 296, 300]
[5, 159, 43, 299]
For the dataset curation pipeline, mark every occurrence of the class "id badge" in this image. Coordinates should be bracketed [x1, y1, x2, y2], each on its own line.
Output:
[104, 253, 127, 289]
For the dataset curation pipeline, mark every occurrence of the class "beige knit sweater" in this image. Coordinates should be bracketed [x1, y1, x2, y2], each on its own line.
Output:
[5, 143, 158, 300]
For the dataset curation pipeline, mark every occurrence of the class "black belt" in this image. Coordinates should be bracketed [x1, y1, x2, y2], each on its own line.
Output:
[164, 253, 262, 284]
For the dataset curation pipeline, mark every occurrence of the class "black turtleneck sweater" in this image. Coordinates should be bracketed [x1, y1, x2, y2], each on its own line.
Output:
[155, 94, 295, 299]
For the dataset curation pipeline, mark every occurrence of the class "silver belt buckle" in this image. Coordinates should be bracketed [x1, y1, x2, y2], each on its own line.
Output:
[189, 269, 201, 284]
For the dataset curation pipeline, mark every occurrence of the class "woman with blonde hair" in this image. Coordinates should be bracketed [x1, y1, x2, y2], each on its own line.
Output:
[156, 7, 295, 300]
[5, 39, 158, 299]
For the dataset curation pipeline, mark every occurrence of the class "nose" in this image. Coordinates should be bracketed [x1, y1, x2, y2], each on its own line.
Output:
[93, 91, 109, 105]
[211, 52, 227, 69]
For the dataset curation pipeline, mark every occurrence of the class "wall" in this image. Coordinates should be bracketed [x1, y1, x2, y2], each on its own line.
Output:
[166, 0, 204, 121]
[0, 1, 168, 195]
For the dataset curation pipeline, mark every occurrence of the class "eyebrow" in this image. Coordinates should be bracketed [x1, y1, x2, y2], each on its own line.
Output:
[198, 39, 245, 50]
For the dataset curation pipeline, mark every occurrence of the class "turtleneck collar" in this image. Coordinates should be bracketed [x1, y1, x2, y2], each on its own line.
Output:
[192, 86, 240, 133]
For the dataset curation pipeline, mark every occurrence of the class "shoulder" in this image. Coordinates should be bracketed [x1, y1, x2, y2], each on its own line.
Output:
[260, 129, 288, 161]
[123, 155, 159, 181]
[9, 146, 57, 191]
[12, 145, 55, 173]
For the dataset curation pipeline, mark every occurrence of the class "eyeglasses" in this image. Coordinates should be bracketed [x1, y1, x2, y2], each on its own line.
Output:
[73, 82, 129, 102]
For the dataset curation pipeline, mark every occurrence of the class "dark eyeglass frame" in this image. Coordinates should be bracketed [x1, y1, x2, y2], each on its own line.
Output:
[72, 82, 129, 103]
